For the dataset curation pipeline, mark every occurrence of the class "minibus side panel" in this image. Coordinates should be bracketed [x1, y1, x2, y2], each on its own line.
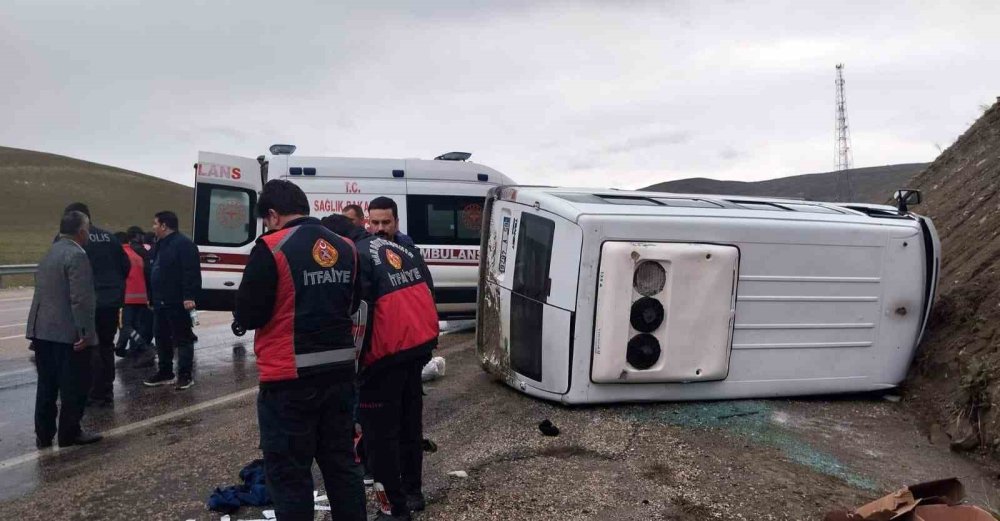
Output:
[562, 214, 932, 404]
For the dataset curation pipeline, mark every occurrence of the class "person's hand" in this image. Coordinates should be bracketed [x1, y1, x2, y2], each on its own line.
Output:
[183, 300, 196, 311]
[73, 338, 87, 351]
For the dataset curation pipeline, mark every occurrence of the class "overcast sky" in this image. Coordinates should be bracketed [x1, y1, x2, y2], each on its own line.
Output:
[2, 0, 998, 188]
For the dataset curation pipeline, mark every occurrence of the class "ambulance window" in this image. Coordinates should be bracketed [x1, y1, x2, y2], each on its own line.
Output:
[406, 195, 485, 245]
[194, 184, 257, 247]
[512, 213, 555, 303]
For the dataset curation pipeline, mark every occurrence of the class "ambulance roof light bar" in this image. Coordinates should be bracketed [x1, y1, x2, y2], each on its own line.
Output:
[269, 144, 297, 156]
[435, 151, 472, 161]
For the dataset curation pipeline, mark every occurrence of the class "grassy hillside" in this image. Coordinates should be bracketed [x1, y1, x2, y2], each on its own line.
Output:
[0, 146, 192, 271]
[903, 100, 1000, 456]
[644, 163, 929, 203]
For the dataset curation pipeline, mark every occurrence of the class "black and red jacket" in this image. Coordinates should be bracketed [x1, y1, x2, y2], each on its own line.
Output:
[357, 236, 439, 374]
[235, 217, 360, 388]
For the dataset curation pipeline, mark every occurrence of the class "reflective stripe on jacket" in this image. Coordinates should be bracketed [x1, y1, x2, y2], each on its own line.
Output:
[253, 219, 360, 384]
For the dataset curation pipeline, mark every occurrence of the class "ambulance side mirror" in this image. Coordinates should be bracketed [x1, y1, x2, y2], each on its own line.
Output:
[894, 189, 921, 215]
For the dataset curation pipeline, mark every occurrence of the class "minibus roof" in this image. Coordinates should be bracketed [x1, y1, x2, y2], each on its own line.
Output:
[498, 186, 921, 226]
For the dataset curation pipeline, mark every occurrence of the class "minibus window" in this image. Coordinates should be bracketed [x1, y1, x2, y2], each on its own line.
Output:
[509, 212, 555, 382]
[406, 195, 485, 245]
[780, 203, 845, 214]
[512, 213, 555, 303]
[194, 184, 257, 247]
[732, 201, 787, 211]
[654, 198, 723, 208]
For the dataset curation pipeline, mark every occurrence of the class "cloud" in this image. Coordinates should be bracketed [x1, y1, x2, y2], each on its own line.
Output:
[719, 147, 743, 160]
[0, 0, 997, 196]
[603, 131, 692, 154]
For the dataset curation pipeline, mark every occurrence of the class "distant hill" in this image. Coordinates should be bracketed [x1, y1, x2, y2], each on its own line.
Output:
[0, 146, 192, 268]
[643, 163, 930, 204]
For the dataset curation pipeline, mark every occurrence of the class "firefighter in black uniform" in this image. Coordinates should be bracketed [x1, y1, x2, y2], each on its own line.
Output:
[61, 203, 130, 408]
[234, 180, 365, 521]
[354, 202, 439, 521]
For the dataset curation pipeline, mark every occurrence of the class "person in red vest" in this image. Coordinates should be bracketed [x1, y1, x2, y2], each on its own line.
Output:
[354, 199, 438, 521]
[115, 227, 155, 368]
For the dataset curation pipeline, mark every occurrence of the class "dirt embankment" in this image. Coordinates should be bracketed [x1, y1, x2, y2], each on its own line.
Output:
[905, 99, 1000, 456]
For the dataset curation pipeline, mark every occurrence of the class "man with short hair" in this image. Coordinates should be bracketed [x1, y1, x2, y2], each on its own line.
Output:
[342, 204, 367, 229]
[61, 203, 130, 408]
[27, 211, 102, 448]
[355, 215, 437, 520]
[143, 211, 201, 390]
[235, 180, 365, 521]
[366, 197, 415, 249]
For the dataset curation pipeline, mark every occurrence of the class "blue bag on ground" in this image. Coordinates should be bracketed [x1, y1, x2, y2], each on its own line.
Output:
[207, 459, 271, 514]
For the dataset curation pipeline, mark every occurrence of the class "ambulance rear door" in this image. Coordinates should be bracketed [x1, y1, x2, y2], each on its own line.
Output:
[193, 151, 264, 311]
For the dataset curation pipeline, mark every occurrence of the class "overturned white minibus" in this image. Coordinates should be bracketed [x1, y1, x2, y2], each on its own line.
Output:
[476, 187, 940, 404]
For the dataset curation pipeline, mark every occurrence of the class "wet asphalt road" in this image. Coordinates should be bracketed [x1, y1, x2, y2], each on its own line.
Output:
[2, 286, 998, 520]
[0, 288, 261, 502]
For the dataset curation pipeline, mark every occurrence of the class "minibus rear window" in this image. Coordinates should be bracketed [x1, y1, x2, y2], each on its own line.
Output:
[512, 213, 555, 302]
[406, 195, 485, 246]
[509, 212, 555, 383]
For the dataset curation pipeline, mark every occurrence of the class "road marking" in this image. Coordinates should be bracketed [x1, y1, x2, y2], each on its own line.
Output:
[0, 334, 25, 341]
[0, 367, 34, 380]
[0, 386, 258, 471]
[0, 297, 31, 303]
[0, 323, 26, 329]
[0, 307, 29, 313]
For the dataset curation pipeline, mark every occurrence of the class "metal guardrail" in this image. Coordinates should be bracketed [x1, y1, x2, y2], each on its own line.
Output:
[0, 264, 37, 288]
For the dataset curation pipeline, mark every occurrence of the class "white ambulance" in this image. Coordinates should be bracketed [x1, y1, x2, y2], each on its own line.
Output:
[193, 145, 513, 319]
[477, 186, 940, 403]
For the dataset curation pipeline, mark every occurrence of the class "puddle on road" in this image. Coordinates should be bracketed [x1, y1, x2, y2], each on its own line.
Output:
[628, 401, 876, 490]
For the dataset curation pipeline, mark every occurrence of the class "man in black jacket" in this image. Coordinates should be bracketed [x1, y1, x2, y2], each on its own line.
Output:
[142, 211, 201, 390]
[353, 214, 438, 521]
[62, 203, 130, 408]
[235, 180, 365, 521]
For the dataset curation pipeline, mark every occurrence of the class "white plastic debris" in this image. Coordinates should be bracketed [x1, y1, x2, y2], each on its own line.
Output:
[421, 356, 447, 382]
[447, 470, 468, 478]
[263, 510, 275, 519]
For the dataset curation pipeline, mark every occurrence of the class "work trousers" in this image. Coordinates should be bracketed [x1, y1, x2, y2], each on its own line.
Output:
[257, 379, 365, 521]
[155, 306, 194, 378]
[116, 304, 153, 351]
[359, 358, 426, 516]
[89, 306, 120, 402]
[34, 340, 91, 444]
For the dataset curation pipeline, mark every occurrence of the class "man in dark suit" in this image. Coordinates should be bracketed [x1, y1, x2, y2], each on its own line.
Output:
[143, 211, 201, 390]
[26, 211, 103, 448]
